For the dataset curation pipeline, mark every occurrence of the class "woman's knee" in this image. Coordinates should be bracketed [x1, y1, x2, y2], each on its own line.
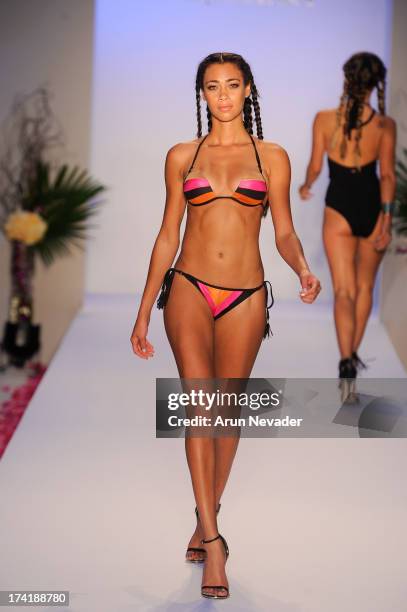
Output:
[333, 286, 356, 303]
[356, 282, 374, 297]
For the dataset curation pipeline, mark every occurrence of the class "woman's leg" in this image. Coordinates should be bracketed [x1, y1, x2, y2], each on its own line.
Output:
[323, 208, 358, 358]
[353, 218, 385, 352]
[199, 285, 267, 596]
[213, 284, 266, 499]
[163, 272, 218, 562]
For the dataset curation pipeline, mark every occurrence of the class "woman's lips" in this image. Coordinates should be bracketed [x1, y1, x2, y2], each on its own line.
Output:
[219, 105, 232, 111]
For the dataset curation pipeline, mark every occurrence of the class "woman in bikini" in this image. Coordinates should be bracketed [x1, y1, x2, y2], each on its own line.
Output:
[131, 52, 320, 599]
[299, 52, 396, 393]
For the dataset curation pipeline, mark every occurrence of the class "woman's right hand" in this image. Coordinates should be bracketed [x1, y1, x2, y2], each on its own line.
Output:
[299, 184, 313, 200]
[298, 269, 321, 303]
[130, 316, 155, 359]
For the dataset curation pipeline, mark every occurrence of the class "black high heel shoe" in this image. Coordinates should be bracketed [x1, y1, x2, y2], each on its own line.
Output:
[338, 357, 358, 402]
[185, 503, 221, 563]
[201, 533, 230, 599]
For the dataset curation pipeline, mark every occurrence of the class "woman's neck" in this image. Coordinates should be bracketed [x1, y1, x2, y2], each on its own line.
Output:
[206, 116, 251, 146]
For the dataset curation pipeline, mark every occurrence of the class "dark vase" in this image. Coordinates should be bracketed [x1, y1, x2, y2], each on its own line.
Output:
[0, 240, 41, 368]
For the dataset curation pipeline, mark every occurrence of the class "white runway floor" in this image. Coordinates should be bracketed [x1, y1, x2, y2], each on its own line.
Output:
[0, 295, 406, 612]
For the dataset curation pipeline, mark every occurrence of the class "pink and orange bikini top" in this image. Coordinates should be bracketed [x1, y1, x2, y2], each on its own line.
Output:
[183, 133, 269, 215]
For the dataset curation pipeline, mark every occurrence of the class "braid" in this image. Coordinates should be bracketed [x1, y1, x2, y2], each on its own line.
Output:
[352, 89, 366, 168]
[243, 96, 253, 134]
[353, 109, 363, 168]
[206, 104, 212, 133]
[251, 82, 264, 140]
[340, 92, 353, 158]
[195, 80, 202, 138]
[377, 79, 386, 115]
[329, 91, 346, 152]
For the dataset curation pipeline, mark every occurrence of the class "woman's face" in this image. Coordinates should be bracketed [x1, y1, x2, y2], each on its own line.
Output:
[201, 62, 250, 123]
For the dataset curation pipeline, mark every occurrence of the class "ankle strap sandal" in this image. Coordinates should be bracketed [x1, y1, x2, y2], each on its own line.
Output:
[185, 503, 221, 564]
[200, 533, 230, 599]
[201, 532, 229, 560]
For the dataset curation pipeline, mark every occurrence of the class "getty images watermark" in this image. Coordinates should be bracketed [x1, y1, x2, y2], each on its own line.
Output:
[166, 387, 303, 429]
[156, 378, 407, 438]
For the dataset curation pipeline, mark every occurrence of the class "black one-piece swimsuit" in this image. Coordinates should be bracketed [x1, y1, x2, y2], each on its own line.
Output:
[325, 109, 381, 238]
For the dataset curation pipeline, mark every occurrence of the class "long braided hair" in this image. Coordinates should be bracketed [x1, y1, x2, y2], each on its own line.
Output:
[194, 52, 268, 216]
[195, 52, 264, 140]
[330, 52, 386, 169]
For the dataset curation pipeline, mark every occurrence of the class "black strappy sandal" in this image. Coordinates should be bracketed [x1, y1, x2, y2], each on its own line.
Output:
[201, 533, 230, 599]
[185, 503, 221, 563]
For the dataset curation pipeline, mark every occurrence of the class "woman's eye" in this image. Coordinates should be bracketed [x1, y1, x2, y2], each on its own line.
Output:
[230, 84, 239, 88]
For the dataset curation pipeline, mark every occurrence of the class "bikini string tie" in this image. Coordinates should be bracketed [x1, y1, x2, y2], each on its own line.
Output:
[157, 268, 175, 310]
[263, 280, 275, 339]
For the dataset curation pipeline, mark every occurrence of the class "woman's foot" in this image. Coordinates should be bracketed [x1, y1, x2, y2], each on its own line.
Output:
[185, 521, 205, 562]
[338, 357, 358, 403]
[185, 503, 221, 563]
[339, 356, 357, 378]
[201, 533, 229, 599]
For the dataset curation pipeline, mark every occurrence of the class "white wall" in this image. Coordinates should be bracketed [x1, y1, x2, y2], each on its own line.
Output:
[380, 0, 407, 368]
[0, 0, 94, 364]
[88, 0, 391, 303]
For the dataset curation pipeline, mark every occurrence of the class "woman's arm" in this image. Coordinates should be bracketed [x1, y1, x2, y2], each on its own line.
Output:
[299, 111, 326, 200]
[266, 145, 321, 303]
[130, 143, 187, 358]
[374, 116, 397, 252]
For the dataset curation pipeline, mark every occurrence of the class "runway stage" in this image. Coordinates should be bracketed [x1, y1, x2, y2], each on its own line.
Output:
[0, 295, 406, 611]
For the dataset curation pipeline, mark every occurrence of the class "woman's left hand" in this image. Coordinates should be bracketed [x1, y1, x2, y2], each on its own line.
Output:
[373, 229, 392, 252]
[299, 270, 321, 303]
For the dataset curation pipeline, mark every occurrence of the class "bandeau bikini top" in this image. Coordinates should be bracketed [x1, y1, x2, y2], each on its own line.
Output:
[183, 133, 269, 215]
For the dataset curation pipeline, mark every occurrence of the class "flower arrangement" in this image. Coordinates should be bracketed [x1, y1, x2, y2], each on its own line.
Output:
[0, 87, 106, 367]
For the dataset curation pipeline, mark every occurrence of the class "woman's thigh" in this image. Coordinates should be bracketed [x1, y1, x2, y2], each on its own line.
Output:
[163, 271, 215, 378]
[355, 211, 385, 287]
[214, 285, 266, 378]
[356, 239, 384, 290]
[323, 208, 358, 294]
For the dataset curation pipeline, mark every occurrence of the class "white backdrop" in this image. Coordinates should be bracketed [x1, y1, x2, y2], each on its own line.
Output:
[87, 0, 392, 301]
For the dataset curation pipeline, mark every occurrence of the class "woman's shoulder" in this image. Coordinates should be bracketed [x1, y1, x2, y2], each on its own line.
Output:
[165, 139, 200, 170]
[254, 137, 290, 164]
[167, 138, 202, 153]
[315, 108, 338, 117]
[377, 113, 396, 130]
[313, 108, 338, 125]
[166, 139, 201, 162]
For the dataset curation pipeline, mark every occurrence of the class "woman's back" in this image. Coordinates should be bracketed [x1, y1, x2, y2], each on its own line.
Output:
[321, 106, 387, 167]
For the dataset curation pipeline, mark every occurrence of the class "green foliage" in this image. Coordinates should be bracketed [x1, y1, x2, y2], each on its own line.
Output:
[394, 147, 407, 236]
[22, 160, 106, 266]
